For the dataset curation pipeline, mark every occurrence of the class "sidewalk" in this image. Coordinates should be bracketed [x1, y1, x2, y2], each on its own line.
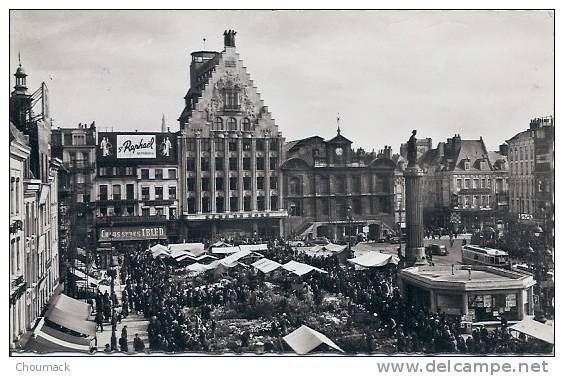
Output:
[93, 266, 149, 353]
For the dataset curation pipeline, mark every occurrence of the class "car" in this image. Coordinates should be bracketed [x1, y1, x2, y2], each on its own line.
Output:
[288, 240, 305, 247]
[425, 244, 448, 256]
[388, 236, 401, 244]
[308, 237, 330, 245]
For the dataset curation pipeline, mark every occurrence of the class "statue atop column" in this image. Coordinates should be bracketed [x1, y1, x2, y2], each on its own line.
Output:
[224, 30, 237, 47]
[407, 129, 418, 167]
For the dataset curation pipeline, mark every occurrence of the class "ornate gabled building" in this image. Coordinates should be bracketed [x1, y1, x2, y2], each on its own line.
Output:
[281, 129, 396, 241]
[177, 30, 287, 240]
[419, 134, 509, 232]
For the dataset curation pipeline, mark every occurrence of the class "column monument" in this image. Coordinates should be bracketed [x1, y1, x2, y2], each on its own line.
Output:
[404, 130, 427, 266]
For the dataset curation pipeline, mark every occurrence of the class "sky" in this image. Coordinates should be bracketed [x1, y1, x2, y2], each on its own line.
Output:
[9, 10, 554, 153]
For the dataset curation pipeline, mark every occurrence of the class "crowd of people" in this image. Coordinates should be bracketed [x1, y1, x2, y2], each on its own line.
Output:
[97, 238, 551, 354]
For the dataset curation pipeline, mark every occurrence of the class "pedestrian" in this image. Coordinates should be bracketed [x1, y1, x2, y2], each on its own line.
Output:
[119, 334, 128, 352]
[122, 325, 128, 339]
[133, 333, 145, 352]
[95, 310, 104, 332]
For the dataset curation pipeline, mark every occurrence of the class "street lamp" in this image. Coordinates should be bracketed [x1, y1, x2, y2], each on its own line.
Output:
[346, 205, 353, 256]
[530, 224, 547, 322]
[107, 220, 120, 350]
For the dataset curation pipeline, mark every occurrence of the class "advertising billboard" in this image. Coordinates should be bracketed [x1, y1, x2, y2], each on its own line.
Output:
[97, 132, 177, 165]
[98, 225, 166, 241]
[116, 134, 157, 159]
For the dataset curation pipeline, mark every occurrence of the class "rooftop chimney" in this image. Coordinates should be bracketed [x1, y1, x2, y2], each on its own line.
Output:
[224, 29, 237, 48]
[384, 145, 392, 159]
[438, 142, 445, 157]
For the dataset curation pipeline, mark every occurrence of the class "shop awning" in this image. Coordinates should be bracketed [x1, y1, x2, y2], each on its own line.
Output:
[509, 318, 554, 345]
[348, 252, 400, 268]
[283, 325, 344, 355]
[220, 249, 254, 266]
[239, 244, 269, 252]
[282, 261, 327, 276]
[211, 246, 241, 255]
[70, 269, 98, 287]
[251, 258, 282, 273]
[25, 319, 93, 353]
[45, 294, 95, 337]
[212, 241, 233, 248]
[168, 242, 205, 257]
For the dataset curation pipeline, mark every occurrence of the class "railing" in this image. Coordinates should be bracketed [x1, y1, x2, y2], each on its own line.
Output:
[64, 161, 95, 170]
[96, 215, 168, 225]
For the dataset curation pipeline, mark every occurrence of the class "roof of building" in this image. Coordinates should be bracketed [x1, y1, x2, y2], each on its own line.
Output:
[9, 121, 28, 144]
[285, 136, 324, 153]
[419, 136, 505, 173]
[506, 129, 532, 143]
[326, 132, 352, 144]
[400, 265, 535, 291]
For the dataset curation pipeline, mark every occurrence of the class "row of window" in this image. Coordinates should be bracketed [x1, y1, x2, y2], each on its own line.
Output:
[211, 117, 253, 132]
[455, 195, 492, 208]
[187, 138, 279, 152]
[187, 177, 277, 192]
[287, 197, 390, 217]
[99, 167, 177, 180]
[508, 144, 533, 162]
[510, 161, 534, 176]
[187, 157, 277, 171]
[186, 196, 279, 214]
[99, 206, 176, 219]
[288, 176, 390, 196]
[99, 184, 177, 201]
[510, 199, 534, 214]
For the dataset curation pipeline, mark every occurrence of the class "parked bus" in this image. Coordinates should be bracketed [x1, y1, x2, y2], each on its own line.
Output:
[461, 244, 510, 269]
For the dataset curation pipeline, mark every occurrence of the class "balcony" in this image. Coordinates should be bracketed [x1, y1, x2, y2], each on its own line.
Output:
[97, 198, 138, 206]
[64, 161, 95, 171]
[458, 188, 491, 195]
[96, 215, 168, 225]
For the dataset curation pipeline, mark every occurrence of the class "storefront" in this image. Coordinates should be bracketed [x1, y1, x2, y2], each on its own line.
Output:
[399, 265, 535, 324]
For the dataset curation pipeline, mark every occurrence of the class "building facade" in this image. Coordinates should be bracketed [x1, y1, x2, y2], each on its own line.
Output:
[94, 131, 181, 248]
[419, 134, 509, 232]
[51, 123, 97, 293]
[9, 64, 61, 349]
[177, 30, 287, 240]
[507, 128, 536, 216]
[281, 131, 396, 241]
[531, 116, 554, 247]
[506, 116, 555, 247]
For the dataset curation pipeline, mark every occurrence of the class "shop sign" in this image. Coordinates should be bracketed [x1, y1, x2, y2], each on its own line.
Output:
[99, 226, 166, 241]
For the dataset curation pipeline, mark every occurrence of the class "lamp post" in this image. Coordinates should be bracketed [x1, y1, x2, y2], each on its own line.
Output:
[107, 220, 119, 350]
[531, 224, 546, 322]
[347, 205, 353, 257]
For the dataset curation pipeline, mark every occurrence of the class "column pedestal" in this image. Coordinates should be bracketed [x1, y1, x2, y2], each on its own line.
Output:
[404, 166, 427, 266]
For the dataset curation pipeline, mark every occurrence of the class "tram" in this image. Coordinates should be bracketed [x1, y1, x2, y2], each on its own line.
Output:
[461, 244, 510, 269]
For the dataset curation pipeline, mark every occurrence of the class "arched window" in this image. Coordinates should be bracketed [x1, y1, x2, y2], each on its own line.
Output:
[242, 118, 252, 131]
[228, 117, 238, 131]
[214, 117, 223, 130]
[289, 177, 300, 196]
